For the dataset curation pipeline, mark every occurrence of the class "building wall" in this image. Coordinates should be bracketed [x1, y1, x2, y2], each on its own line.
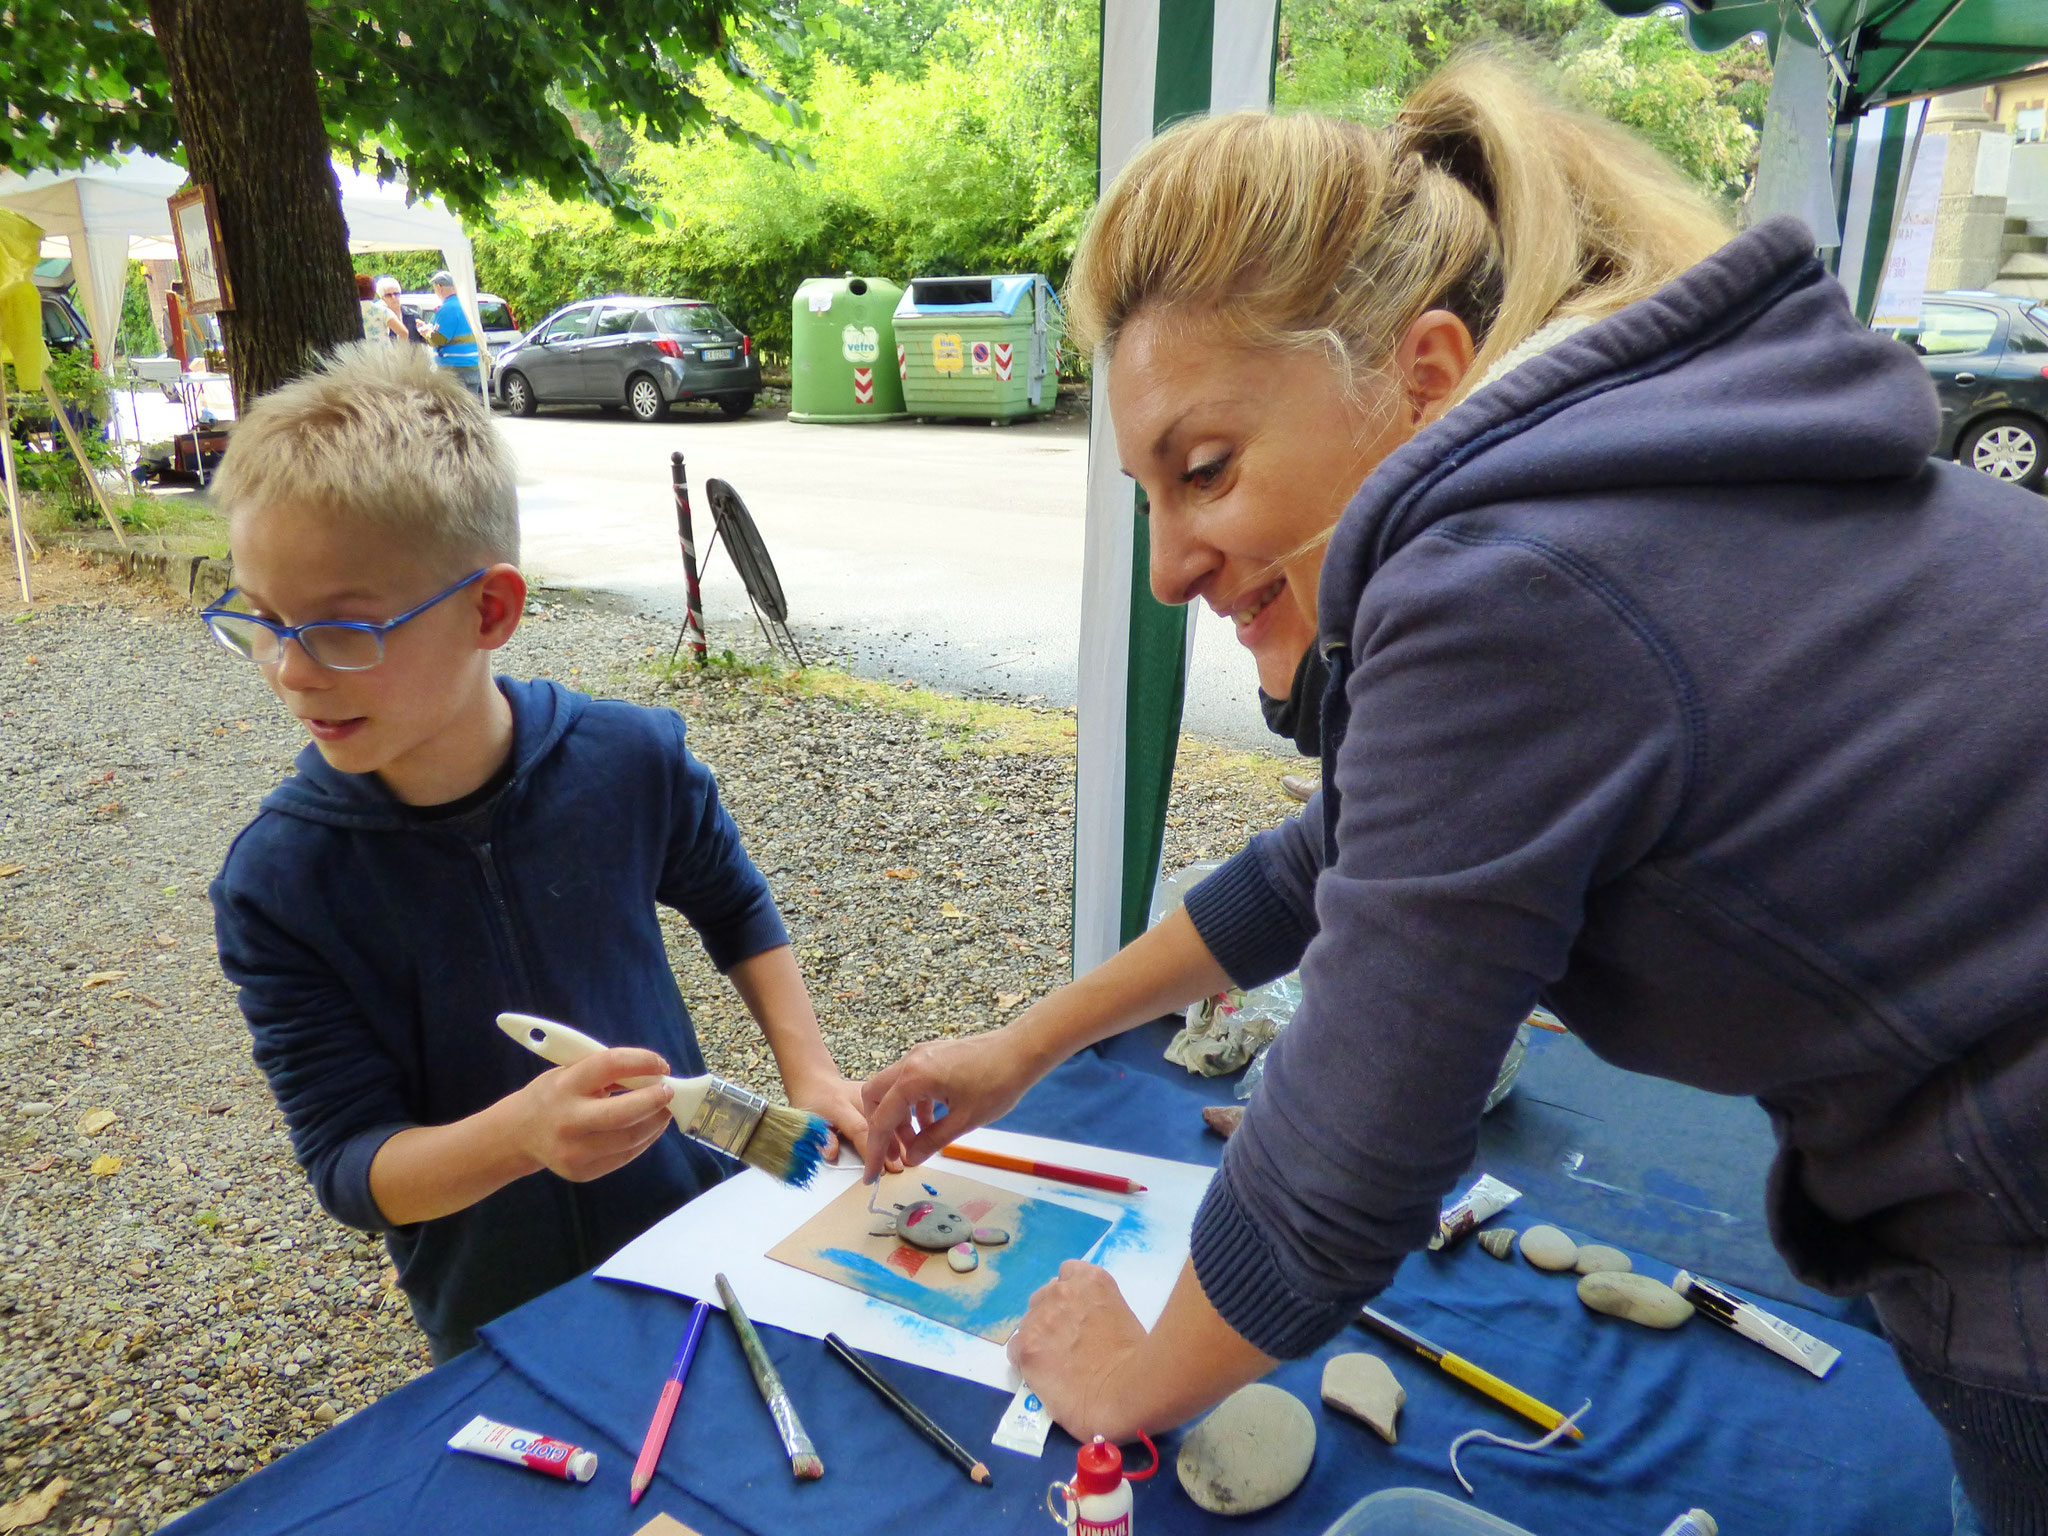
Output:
[1988, 67, 2048, 144]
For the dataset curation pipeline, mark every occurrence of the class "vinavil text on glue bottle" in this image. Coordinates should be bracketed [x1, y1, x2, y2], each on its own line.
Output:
[1045, 1433, 1157, 1535]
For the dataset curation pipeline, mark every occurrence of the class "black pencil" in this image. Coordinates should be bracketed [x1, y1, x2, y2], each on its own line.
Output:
[822, 1332, 993, 1487]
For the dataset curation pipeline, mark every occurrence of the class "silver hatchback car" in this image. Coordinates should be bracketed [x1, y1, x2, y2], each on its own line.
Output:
[491, 295, 762, 421]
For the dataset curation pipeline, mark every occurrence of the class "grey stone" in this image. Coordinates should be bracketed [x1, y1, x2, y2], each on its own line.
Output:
[1477, 1228, 1517, 1260]
[1573, 1245, 1632, 1276]
[1519, 1225, 1579, 1272]
[1577, 1272, 1693, 1330]
[1319, 1353, 1404, 1444]
[945, 1242, 979, 1273]
[1177, 1383, 1316, 1515]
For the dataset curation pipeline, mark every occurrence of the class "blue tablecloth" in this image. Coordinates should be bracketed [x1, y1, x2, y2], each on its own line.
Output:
[167, 1052, 1953, 1535]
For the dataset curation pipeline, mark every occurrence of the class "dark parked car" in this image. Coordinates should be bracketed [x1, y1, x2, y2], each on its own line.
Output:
[40, 288, 92, 360]
[492, 295, 760, 421]
[1888, 291, 2048, 491]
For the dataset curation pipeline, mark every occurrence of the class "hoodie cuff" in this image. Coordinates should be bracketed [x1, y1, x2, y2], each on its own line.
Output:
[320, 1122, 416, 1234]
[1182, 845, 1313, 991]
[1189, 1161, 1373, 1360]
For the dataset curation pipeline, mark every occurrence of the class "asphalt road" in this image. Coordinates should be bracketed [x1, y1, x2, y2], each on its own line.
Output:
[504, 403, 1284, 751]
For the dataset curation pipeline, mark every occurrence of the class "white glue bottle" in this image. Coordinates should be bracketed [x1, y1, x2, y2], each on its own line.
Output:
[1045, 1434, 1157, 1536]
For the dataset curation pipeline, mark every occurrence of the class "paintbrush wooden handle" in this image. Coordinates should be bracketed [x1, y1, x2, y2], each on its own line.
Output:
[496, 1012, 712, 1122]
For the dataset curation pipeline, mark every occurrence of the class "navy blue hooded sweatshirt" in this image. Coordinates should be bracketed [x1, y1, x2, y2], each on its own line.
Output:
[211, 679, 788, 1358]
[1183, 217, 2048, 1397]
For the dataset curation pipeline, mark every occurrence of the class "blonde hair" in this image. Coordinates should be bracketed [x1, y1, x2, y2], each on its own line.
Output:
[1066, 54, 1731, 391]
[213, 340, 518, 567]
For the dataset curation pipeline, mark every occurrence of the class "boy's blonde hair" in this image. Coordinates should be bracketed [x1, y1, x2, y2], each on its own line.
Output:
[213, 340, 518, 567]
[1066, 54, 1731, 393]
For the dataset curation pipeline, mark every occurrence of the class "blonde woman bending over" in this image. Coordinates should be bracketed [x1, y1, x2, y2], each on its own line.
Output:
[860, 58, 2048, 1533]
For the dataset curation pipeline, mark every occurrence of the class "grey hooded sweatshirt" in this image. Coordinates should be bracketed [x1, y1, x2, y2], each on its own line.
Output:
[1181, 216, 2048, 1397]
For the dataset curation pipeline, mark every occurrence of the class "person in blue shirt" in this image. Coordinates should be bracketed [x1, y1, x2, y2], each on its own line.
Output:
[425, 269, 484, 397]
[203, 340, 874, 1361]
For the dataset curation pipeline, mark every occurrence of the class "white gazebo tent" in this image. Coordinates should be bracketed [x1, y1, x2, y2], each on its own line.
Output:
[0, 153, 492, 388]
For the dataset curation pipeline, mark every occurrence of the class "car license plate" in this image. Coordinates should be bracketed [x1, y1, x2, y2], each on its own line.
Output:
[700, 347, 734, 362]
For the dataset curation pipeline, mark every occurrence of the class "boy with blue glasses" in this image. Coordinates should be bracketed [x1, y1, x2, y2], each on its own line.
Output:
[204, 341, 870, 1361]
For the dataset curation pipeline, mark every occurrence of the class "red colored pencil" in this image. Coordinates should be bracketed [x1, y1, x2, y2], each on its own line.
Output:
[630, 1300, 710, 1505]
[940, 1144, 1146, 1194]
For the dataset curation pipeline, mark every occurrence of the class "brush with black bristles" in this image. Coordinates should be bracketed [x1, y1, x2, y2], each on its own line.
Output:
[496, 1012, 830, 1187]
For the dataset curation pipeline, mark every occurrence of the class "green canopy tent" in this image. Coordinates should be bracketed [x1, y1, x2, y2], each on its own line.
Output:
[1604, 0, 2048, 112]
[1601, 1, 2048, 319]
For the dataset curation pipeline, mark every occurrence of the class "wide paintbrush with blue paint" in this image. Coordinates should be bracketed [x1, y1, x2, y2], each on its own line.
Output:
[497, 1011, 829, 1187]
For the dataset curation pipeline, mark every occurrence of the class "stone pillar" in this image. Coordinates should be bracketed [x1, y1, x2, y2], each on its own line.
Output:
[1925, 87, 2015, 292]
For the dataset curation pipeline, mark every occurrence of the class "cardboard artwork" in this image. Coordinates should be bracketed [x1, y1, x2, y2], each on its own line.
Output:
[767, 1168, 1113, 1344]
[631, 1515, 706, 1536]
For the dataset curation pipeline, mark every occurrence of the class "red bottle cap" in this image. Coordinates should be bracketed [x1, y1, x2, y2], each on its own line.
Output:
[1073, 1436, 1124, 1496]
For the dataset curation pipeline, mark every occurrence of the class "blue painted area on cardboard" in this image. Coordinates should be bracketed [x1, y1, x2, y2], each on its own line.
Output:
[817, 1196, 1112, 1340]
[1086, 1201, 1157, 1268]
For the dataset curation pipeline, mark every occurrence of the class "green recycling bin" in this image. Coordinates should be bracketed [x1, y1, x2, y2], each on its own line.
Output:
[789, 275, 908, 423]
[894, 275, 1064, 423]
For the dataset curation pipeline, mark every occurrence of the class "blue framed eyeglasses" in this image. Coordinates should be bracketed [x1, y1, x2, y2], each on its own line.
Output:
[200, 569, 488, 672]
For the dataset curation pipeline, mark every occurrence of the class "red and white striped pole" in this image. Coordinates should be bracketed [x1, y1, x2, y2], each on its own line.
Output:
[672, 451, 707, 665]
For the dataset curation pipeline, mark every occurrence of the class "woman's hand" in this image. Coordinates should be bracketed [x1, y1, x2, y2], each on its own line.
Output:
[1008, 1261, 1151, 1442]
[858, 1024, 1046, 1180]
[1012, 1258, 1282, 1443]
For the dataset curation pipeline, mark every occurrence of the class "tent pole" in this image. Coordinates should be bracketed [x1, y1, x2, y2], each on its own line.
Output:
[0, 372, 32, 601]
[40, 374, 127, 548]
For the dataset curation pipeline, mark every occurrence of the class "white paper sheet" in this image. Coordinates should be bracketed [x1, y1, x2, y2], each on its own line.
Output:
[595, 1128, 1214, 1391]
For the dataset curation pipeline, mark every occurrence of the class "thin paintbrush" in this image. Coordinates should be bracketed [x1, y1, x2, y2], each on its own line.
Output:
[716, 1272, 824, 1481]
[497, 1012, 829, 1187]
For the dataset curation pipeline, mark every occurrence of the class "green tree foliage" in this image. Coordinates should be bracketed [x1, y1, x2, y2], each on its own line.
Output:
[1275, 0, 1765, 202]
[0, 0, 810, 222]
[1, 0, 812, 397]
[464, 2, 1099, 354]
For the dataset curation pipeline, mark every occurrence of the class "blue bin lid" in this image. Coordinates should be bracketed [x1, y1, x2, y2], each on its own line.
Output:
[894, 274, 1047, 318]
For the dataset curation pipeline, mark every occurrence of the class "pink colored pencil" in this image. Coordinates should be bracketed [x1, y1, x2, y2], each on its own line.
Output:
[941, 1144, 1146, 1194]
[630, 1300, 710, 1505]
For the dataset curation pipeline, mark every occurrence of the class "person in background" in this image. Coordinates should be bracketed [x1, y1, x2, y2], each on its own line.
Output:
[369, 275, 412, 345]
[426, 269, 484, 399]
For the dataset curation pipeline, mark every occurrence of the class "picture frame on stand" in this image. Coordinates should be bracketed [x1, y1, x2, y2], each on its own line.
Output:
[167, 184, 232, 315]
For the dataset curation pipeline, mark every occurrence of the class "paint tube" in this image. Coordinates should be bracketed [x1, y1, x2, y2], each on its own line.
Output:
[446, 1413, 598, 1482]
[1671, 1272, 1840, 1380]
[1429, 1174, 1522, 1251]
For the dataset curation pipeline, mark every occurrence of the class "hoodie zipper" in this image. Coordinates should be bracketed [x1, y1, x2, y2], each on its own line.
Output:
[472, 836, 590, 1268]
[472, 840, 537, 1001]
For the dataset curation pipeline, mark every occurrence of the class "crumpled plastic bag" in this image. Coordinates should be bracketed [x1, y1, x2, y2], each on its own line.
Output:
[1150, 863, 1303, 1079]
[1151, 859, 1539, 1109]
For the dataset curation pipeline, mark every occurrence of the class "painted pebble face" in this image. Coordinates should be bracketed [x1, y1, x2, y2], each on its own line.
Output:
[868, 1190, 1011, 1258]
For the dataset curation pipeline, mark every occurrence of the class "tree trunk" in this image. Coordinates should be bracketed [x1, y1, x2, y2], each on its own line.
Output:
[146, 0, 360, 407]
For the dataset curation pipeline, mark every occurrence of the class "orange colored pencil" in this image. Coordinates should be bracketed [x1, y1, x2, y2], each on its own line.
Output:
[940, 1144, 1146, 1194]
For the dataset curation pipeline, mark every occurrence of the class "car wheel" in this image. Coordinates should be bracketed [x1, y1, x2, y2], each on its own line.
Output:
[627, 374, 670, 423]
[718, 393, 755, 420]
[1959, 414, 2047, 490]
[502, 371, 537, 418]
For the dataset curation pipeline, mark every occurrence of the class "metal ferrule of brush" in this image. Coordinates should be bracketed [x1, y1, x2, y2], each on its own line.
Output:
[684, 1078, 770, 1157]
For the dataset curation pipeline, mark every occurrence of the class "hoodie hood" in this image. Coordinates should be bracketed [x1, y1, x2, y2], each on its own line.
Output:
[1318, 217, 1941, 645]
[255, 676, 587, 831]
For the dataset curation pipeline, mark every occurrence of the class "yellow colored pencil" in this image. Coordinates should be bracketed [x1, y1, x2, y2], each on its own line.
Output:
[1356, 1307, 1584, 1441]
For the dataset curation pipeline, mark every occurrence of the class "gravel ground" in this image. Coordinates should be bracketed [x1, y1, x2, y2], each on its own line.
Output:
[0, 555, 1292, 1532]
